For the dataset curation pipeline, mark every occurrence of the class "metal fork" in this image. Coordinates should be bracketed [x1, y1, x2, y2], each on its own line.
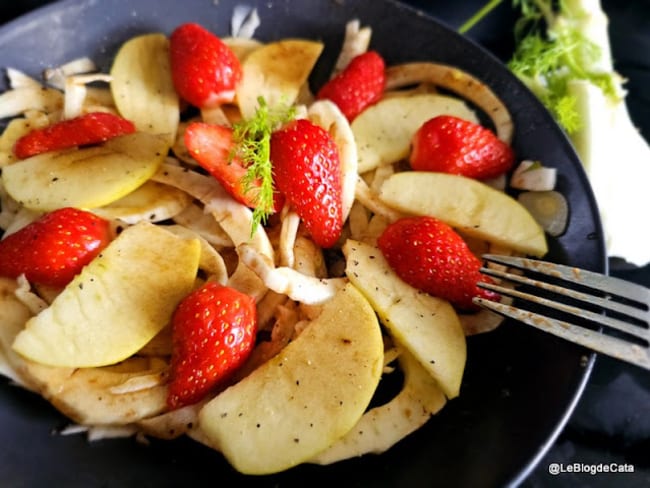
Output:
[473, 254, 650, 371]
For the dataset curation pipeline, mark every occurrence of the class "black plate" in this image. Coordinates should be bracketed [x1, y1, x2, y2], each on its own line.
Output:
[0, 0, 607, 486]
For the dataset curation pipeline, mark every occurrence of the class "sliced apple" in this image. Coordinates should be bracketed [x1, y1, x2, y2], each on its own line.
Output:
[223, 37, 263, 62]
[197, 283, 384, 475]
[311, 348, 446, 464]
[351, 93, 478, 173]
[379, 172, 548, 257]
[0, 116, 50, 166]
[2, 132, 168, 212]
[110, 33, 179, 146]
[0, 277, 169, 425]
[12, 222, 201, 368]
[236, 39, 323, 119]
[343, 239, 466, 399]
[92, 180, 192, 224]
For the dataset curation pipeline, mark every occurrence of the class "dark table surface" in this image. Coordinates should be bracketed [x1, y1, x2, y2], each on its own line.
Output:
[1, 1, 648, 487]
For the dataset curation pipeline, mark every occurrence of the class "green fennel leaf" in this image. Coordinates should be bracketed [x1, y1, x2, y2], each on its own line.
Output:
[232, 96, 295, 235]
[460, 0, 620, 134]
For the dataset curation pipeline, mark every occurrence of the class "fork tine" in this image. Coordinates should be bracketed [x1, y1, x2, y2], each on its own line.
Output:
[473, 297, 650, 370]
[477, 280, 649, 342]
[480, 266, 649, 325]
[482, 254, 650, 306]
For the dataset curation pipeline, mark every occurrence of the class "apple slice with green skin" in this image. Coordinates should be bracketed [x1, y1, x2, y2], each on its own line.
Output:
[2, 132, 168, 212]
[197, 283, 384, 475]
[110, 33, 179, 146]
[351, 93, 479, 173]
[380, 171, 548, 257]
[343, 239, 466, 399]
[12, 222, 201, 368]
[310, 347, 446, 464]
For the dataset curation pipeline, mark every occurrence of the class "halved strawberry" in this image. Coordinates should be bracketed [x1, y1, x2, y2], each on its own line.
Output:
[167, 282, 257, 409]
[13, 112, 136, 159]
[169, 23, 242, 108]
[270, 119, 343, 248]
[184, 122, 257, 207]
[377, 216, 500, 310]
[185, 122, 285, 215]
[316, 51, 386, 121]
[410, 115, 515, 180]
[0, 207, 112, 287]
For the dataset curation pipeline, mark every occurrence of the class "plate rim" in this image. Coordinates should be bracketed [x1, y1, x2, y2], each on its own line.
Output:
[0, 0, 606, 485]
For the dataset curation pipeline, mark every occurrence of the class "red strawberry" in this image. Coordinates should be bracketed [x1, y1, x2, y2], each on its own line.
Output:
[169, 23, 242, 108]
[410, 115, 515, 180]
[0, 207, 112, 287]
[377, 216, 500, 310]
[13, 112, 135, 159]
[184, 121, 282, 211]
[316, 51, 386, 121]
[184, 122, 256, 207]
[167, 282, 257, 409]
[270, 119, 343, 248]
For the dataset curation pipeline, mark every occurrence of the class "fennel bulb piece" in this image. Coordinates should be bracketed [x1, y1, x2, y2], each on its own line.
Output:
[564, 0, 650, 266]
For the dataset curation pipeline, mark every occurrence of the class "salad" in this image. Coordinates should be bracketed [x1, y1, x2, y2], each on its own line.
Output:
[0, 12, 555, 475]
